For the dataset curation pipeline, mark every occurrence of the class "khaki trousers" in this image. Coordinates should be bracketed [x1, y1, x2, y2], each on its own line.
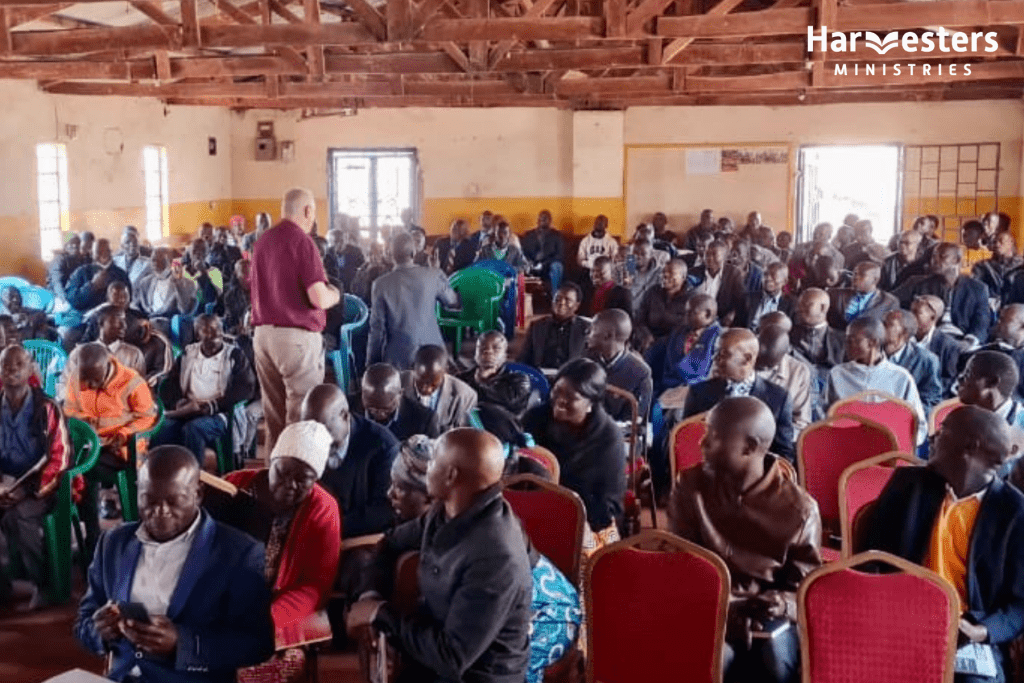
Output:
[254, 326, 325, 451]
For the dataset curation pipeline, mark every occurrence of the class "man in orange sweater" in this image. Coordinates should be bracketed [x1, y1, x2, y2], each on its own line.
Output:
[64, 342, 158, 522]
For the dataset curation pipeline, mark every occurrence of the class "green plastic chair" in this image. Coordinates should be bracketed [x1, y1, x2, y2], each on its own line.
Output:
[214, 401, 248, 475]
[437, 268, 505, 356]
[6, 418, 101, 605]
[22, 339, 68, 398]
[86, 400, 164, 524]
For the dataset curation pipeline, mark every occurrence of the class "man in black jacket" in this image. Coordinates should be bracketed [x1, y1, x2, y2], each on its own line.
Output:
[521, 210, 565, 293]
[587, 308, 653, 423]
[683, 328, 795, 463]
[360, 363, 441, 441]
[347, 428, 532, 683]
[458, 331, 531, 417]
[912, 294, 962, 396]
[302, 383, 400, 538]
[860, 406, 1024, 683]
[738, 261, 794, 331]
[518, 282, 590, 370]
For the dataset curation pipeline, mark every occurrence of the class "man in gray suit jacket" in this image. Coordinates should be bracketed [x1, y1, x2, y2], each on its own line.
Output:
[401, 345, 478, 433]
[368, 233, 460, 370]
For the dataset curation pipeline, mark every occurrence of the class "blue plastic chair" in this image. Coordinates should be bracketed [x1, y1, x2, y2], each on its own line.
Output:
[0, 276, 33, 292]
[507, 362, 551, 406]
[327, 294, 370, 393]
[20, 286, 55, 314]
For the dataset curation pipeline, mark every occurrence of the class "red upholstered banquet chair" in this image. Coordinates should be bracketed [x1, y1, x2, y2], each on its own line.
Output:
[797, 415, 899, 536]
[669, 411, 709, 482]
[585, 530, 729, 683]
[838, 452, 921, 558]
[798, 550, 958, 683]
[827, 390, 919, 455]
[929, 397, 962, 436]
[503, 474, 586, 586]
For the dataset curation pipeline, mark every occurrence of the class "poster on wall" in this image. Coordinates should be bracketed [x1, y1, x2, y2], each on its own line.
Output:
[721, 147, 790, 172]
[686, 148, 721, 175]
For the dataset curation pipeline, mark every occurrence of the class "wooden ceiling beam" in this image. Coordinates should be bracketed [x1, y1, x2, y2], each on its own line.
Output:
[421, 16, 602, 40]
[8, 4, 74, 27]
[0, 59, 152, 78]
[554, 72, 669, 94]
[659, 0, 744, 63]
[326, 49, 461, 71]
[834, 0, 1024, 32]
[657, 8, 809, 37]
[130, 0, 177, 25]
[181, 0, 200, 46]
[496, 44, 642, 69]
[269, 0, 304, 22]
[213, 0, 258, 23]
[201, 21, 376, 46]
[344, 0, 386, 39]
[487, 0, 562, 68]
[387, 0, 414, 40]
[12, 25, 184, 54]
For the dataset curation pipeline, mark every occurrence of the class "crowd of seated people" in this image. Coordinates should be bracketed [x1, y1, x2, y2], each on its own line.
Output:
[3, 195, 1024, 683]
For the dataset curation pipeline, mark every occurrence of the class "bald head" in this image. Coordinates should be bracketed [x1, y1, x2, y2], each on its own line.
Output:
[282, 188, 315, 228]
[759, 311, 792, 333]
[716, 328, 759, 382]
[429, 428, 506, 510]
[798, 288, 829, 327]
[933, 405, 1010, 496]
[756, 324, 790, 371]
[78, 342, 111, 391]
[138, 445, 201, 542]
[301, 383, 351, 449]
[703, 397, 777, 482]
[362, 363, 402, 424]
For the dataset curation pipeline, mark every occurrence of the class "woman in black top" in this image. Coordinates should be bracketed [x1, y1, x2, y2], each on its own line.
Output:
[522, 358, 626, 535]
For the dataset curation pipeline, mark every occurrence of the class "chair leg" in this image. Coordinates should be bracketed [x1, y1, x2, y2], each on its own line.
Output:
[118, 470, 138, 522]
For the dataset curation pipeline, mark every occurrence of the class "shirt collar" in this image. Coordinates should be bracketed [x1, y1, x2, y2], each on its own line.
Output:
[889, 343, 909, 364]
[327, 427, 352, 469]
[995, 398, 1015, 421]
[136, 508, 202, 546]
[920, 327, 935, 346]
[726, 374, 756, 397]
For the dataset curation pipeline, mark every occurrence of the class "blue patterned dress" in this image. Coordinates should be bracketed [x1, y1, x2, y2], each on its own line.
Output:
[528, 555, 582, 683]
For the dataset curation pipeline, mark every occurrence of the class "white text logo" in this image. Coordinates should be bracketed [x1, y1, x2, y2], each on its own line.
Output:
[808, 27, 999, 54]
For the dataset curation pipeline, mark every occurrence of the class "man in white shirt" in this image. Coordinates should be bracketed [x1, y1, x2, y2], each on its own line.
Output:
[112, 228, 152, 289]
[134, 247, 198, 318]
[75, 446, 273, 682]
[577, 215, 619, 272]
[826, 316, 927, 445]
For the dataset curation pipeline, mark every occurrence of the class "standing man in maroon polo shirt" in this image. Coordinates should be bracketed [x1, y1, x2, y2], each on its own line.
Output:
[251, 188, 341, 450]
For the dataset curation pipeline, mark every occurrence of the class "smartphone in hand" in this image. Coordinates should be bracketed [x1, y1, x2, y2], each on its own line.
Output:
[117, 601, 152, 624]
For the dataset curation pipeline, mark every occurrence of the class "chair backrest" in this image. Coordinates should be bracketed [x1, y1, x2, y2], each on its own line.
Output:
[66, 418, 102, 479]
[506, 362, 550, 403]
[929, 397, 962, 436]
[514, 445, 560, 483]
[503, 474, 585, 585]
[798, 550, 957, 683]
[23, 339, 68, 397]
[20, 286, 54, 314]
[0, 276, 32, 292]
[670, 411, 709, 482]
[586, 530, 729, 683]
[827, 391, 918, 455]
[797, 415, 899, 528]
[393, 551, 421, 616]
[341, 294, 369, 335]
[447, 268, 504, 321]
[838, 452, 921, 558]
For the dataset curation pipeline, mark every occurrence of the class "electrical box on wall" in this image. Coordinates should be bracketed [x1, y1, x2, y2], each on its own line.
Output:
[255, 120, 276, 161]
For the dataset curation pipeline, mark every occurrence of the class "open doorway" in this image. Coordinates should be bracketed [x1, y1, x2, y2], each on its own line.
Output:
[797, 145, 902, 244]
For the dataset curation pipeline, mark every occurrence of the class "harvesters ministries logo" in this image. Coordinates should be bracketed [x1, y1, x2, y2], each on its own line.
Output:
[807, 27, 999, 77]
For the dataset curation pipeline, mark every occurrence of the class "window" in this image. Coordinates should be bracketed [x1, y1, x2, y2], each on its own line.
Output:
[36, 143, 69, 260]
[143, 145, 169, 242]
[328, 149, 418, 243]
[902, 143, 1000, 241]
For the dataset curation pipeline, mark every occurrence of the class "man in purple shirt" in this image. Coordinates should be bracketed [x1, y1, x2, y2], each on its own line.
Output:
[250, 188, 340, 449]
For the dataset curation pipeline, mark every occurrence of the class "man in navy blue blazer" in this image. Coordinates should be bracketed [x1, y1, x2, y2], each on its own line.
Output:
[683, 328, 795, 463]
[861, 406, 1024, 683]
[883, 309, 943, 413]
[75, 446, 274, 683]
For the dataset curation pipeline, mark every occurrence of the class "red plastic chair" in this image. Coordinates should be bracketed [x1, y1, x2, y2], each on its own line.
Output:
[503, 474, 586, 586]
[669, 411, 709, 482]
[586, 530, 729, 683]
[929, 397, 962, 436]
[827, 390, 919, 455]
[798, 550, 958, 683]
[838, 452, 921, 558]
[797, 415, 899, 534]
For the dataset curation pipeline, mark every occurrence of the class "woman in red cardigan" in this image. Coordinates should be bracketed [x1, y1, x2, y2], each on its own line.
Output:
[227, 420, 341, 683]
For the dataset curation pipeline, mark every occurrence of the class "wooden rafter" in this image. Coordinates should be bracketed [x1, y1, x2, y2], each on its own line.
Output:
[130, 1, 176, 25]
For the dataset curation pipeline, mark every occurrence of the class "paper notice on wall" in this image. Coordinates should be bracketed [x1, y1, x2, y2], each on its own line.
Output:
[686, 148, 721, 175]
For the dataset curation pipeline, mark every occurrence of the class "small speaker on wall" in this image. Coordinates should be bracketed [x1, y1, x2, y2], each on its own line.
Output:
[209, 137, 217, 155]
